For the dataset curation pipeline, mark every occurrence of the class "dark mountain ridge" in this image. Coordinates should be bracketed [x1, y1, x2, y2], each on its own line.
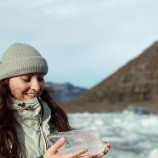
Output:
[62, 42, 158, 113]
[46, 82, 87, 104]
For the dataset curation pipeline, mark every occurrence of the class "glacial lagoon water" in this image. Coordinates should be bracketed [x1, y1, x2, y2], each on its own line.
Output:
[67, 112, 158, 158]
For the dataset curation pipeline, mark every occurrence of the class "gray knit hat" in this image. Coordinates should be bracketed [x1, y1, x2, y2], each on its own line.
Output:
[0, 43, 48, 80]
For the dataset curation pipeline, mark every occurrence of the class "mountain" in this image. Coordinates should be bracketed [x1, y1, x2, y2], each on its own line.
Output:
[45, 82, 87, 104]
[62, 42, 158, 113]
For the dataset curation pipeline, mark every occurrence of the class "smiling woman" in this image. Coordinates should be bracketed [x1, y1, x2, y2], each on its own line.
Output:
[0, 43, 110, 158]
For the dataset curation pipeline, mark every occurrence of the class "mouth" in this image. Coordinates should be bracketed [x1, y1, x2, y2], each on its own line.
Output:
[26, 93, 39, 97]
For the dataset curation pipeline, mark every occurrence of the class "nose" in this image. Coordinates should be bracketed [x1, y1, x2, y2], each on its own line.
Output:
[30, 79, 40, 92]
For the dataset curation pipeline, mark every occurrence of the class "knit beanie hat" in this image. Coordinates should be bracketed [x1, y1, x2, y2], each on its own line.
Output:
[0, 43, 48, 80]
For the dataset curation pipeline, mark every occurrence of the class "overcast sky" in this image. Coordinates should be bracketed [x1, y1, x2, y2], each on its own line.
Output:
[0, 0, 158, 88]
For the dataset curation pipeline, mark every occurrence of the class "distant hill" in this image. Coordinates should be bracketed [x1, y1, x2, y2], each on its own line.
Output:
[45, 82, 87, 104]
[62, 42, 158, 113]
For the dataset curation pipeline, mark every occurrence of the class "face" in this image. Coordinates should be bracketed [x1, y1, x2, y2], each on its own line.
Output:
[9, 73, 45, 101]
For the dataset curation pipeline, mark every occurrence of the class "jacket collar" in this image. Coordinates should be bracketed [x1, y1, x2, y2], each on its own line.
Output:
[11, 97, 42, 111]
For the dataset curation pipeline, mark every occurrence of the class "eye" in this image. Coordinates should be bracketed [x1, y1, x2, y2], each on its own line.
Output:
[21, 77, 31, 82]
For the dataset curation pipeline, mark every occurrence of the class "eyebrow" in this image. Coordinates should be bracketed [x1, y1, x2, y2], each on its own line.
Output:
[25, 73, 44, 76]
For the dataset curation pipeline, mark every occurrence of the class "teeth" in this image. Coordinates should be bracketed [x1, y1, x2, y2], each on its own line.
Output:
[27, 94, 37, 97]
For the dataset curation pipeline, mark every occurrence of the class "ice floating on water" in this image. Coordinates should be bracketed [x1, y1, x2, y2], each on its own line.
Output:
[48, 130, 107, 155]
[148, 148, 158, 158]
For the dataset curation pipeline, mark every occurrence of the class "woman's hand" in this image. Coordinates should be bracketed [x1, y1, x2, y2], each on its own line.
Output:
[92, 143, 110, 158]
[43, 137, 93, 158]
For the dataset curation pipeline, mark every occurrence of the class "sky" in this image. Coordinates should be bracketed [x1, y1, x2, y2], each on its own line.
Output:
[0, 0, 158, 88]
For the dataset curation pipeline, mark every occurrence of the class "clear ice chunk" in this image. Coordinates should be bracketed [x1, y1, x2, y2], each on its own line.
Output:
[48, 130, 107, 155]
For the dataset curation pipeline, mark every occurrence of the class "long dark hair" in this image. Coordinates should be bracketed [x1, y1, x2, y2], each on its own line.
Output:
[41, 88, 71, 132]
[0, 79, 71, 157]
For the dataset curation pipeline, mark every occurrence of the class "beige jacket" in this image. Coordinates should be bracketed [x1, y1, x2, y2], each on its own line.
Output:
[12, 97, 55, 158]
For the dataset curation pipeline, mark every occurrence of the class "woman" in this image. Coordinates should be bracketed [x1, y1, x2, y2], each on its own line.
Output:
[0, 43, 110, 158]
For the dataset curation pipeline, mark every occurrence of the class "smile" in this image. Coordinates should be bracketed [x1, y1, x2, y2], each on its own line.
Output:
[26, 93, 38, 97]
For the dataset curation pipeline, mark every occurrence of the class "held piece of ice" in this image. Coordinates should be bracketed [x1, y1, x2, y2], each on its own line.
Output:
[48, 130, 107, 155]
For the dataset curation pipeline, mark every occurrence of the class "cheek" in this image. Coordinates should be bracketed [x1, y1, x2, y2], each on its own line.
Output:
[9, 81, 17, 95]
[10, 83, 28, 96]
[10, 85, 20, 95]
[9, 85, 20, 98]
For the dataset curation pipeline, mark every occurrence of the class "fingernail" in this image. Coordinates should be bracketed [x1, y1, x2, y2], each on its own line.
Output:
[60, 137, 65, 142]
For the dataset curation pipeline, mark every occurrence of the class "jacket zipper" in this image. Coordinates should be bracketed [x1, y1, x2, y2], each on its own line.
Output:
[39, 116, 48, 150]
[38, 98, 48, 150]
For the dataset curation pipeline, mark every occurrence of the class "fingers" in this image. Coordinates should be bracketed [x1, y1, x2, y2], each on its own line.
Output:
[104, 143, 110, 154]
[49, 137, 66, 154]
[92, 143, 111, 158]
[67, 143, 110, 158]
[93, 152, 104, 158]
[91, 152, 104, 158]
